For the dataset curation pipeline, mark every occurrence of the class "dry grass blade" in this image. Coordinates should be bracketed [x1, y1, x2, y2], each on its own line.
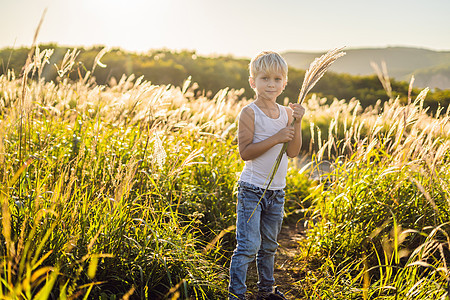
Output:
[18, 9, 47, 167]
[8, 156, 37, 187]
[92, 47, 109, 74]
[371, 61, 393, 99]
[22, 8, 47, 76]
[55, 48, 80, 79]
[408, 75, 415, 104]
[203, 225, 236, 253]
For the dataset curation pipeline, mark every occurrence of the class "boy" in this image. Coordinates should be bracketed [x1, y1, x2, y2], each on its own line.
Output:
[229, 51, 305, 300]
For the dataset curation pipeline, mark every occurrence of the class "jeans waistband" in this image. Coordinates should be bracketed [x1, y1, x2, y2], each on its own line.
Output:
[238, 181, 283, 193]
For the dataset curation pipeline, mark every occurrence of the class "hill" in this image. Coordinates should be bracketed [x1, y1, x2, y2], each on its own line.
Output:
[1, 45, 449, 112]
[282, 47, 450, 90]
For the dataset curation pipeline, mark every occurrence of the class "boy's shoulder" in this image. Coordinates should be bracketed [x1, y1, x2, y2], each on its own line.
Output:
[240, 102, 256, 113]
[239, 103, 255, 119]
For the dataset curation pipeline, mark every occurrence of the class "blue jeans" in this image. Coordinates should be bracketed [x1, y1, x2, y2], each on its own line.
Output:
[228, 181, 285, 300]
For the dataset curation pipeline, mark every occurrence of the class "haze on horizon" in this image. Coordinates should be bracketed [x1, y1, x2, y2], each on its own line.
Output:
[1, 0, 450, 58]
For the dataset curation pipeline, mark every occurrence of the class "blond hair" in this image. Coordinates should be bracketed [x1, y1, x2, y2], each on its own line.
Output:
[249, 51, 288, 80]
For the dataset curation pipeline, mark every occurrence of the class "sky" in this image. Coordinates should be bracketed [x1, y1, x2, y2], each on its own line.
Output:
[1, 0, 450, 58]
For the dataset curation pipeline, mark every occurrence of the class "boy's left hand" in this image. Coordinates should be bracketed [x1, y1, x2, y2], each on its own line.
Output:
[289, 103, 305, 123]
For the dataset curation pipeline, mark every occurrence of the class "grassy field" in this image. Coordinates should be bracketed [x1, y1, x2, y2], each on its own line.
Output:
[296, 92, 450, 299]
[0, 48, 449, 299]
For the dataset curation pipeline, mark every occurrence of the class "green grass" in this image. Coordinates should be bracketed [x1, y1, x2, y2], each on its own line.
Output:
[1, 47, 449, 299]
[295, 89, 450, 299]
[0, 49, 248, 298]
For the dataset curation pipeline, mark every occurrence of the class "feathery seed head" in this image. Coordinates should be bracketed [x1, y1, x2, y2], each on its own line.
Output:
[297, 47, 346, 104]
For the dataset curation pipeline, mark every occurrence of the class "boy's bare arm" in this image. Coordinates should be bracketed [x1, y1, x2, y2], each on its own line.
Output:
[286, 103, 305, 158]
[238, 106, 295, 161]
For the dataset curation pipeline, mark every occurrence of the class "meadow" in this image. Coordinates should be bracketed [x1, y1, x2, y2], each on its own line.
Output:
[0, 47, 449, 299]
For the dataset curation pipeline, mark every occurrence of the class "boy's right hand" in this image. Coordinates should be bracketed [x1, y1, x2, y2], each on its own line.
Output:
[275, 126, 295, 143]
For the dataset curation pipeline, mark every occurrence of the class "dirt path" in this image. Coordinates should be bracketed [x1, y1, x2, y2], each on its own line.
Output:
[274, 222, 306, 299]
[245, 222, 306, 299]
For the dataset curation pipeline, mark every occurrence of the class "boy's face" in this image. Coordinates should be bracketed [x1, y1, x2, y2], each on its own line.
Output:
[249, 72, 287, 100]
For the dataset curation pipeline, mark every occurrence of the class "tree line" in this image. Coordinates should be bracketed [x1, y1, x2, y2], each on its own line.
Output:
[1, 44, 449, 111]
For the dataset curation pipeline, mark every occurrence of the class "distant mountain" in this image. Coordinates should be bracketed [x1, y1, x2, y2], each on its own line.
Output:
[282, 47, 450, 90]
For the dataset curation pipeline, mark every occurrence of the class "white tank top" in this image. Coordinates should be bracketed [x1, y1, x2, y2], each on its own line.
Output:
[239, 102, 289, 190]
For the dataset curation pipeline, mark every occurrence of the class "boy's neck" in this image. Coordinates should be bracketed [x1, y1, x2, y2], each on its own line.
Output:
[254, 97, 280, 119]
[254, 97, 278, 108]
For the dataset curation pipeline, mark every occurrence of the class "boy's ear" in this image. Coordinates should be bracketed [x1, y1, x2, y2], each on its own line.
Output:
[249, 77, 256, 89]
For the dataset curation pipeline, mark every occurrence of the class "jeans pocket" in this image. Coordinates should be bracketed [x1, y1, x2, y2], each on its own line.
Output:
[238, 187, 262, 214]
